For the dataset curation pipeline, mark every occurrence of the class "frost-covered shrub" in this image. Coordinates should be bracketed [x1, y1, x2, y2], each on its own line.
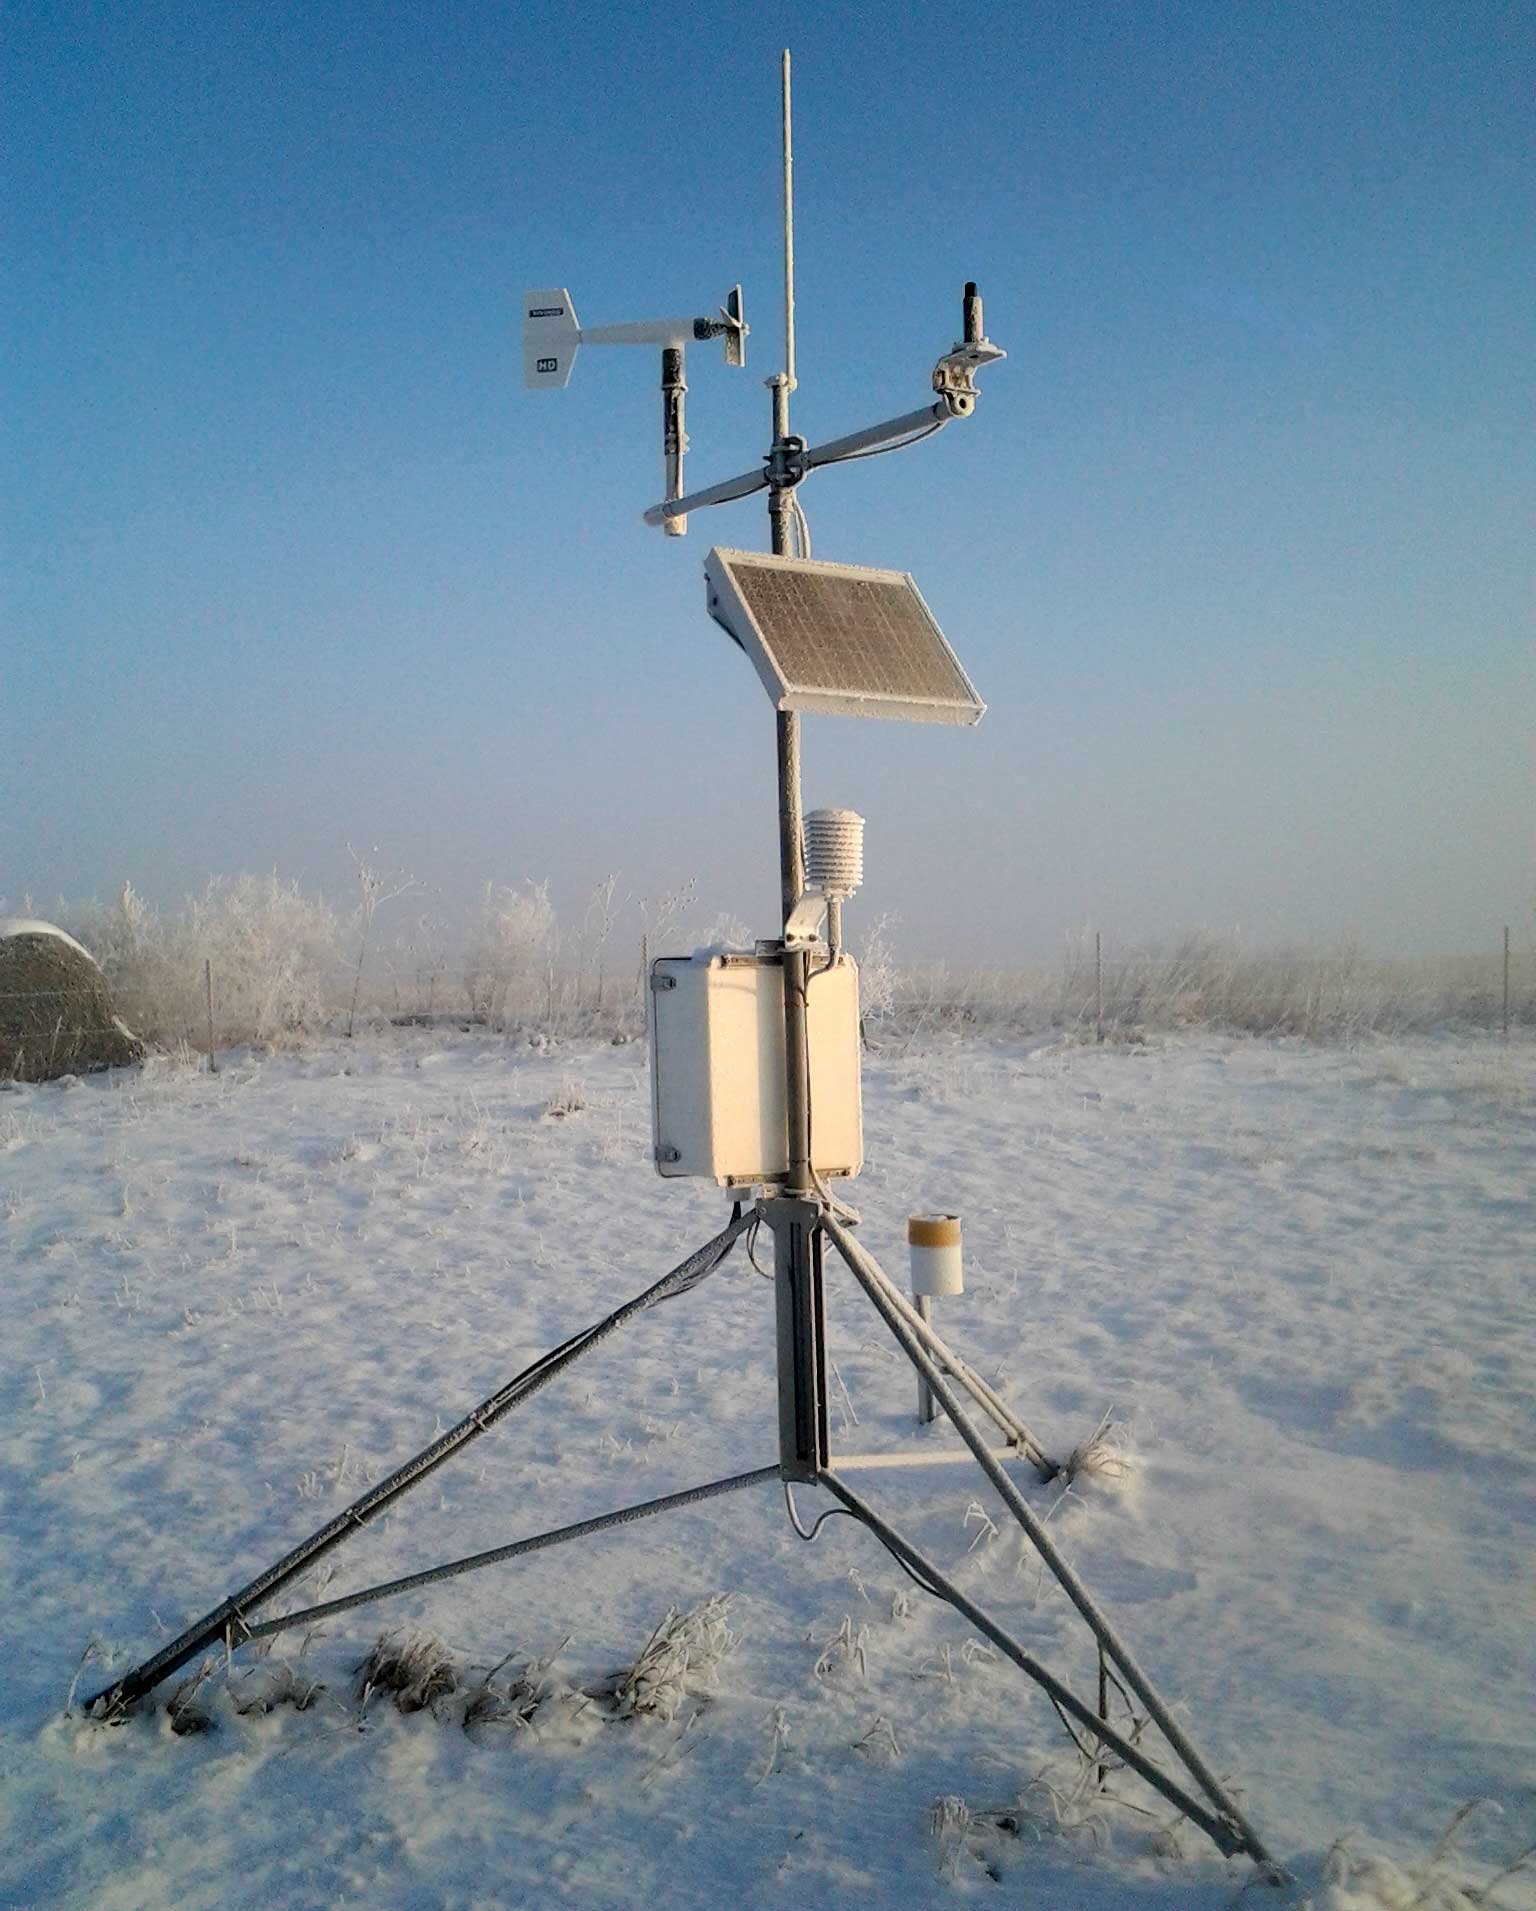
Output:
[464, 880, 555, 1025]
[856, 911, 898, 1040]
[188, 875, 339, 1045]
[67, 883, 191, 1045]
[67, 875, 339, 1051]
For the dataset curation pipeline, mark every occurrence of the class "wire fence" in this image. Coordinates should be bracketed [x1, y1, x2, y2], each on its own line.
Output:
[0, 959, 642, 1064]
[2, 929, 1532, 1074]
[888, 936, 1536, 1044]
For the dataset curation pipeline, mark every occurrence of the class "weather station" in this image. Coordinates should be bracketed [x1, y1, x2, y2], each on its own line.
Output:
[82, 51, 1285, 1884]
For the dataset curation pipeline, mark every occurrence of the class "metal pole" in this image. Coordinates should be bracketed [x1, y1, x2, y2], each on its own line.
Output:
[237, 1468, 781, 1645]
[781, 48, 796, 396]
[821, 1213, 1279, 1869]
[84, 1211, 753, 1716]
[760, 49, 824, 1493]
[1095, 929, 1104, 1042]
[766, 1196, 828, 1481]
[661, 345, 688, 538]
[914, 1292, 936, 1423]
[1503, 925, 1511, 1041]
[772, 60, 809, 1180]
[204, 958, 217, 1074]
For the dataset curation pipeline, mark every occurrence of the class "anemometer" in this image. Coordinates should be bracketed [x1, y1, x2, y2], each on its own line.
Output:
[81, 51, 1285, 1883]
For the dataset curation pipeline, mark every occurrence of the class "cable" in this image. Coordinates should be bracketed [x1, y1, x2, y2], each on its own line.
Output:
[790, 493, 812, 558]
[818, 418, 946, 466]
[830, 1497, 1110, 1769]
[799, 952, 862, 1225]
[783, 1481, 857, 1543]
[746, 1212, 773, 1279]
[652, 1201, 744, 1304]
[841, 1507, 956, 1602]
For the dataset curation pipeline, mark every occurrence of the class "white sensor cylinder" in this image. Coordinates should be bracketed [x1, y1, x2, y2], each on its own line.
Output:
[908, 1213, 963, 1296]
[804, 809, 864, 899]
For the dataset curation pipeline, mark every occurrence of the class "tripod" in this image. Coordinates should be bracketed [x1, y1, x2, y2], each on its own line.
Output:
[81, 1172, 1279, 1872]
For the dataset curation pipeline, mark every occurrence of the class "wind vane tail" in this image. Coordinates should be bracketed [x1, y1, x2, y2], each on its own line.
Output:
[523, 289, 580, 389]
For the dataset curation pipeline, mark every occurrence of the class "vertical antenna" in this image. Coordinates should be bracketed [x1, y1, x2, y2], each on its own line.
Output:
[771, 45, 804, 909]
[782, 48, 796, 402]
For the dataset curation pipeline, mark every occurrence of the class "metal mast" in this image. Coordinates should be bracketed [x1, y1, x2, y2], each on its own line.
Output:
[766, 49, 828, 1485]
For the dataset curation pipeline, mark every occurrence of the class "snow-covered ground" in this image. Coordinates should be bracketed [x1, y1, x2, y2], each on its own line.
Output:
[2, 1028, 1532, 1909]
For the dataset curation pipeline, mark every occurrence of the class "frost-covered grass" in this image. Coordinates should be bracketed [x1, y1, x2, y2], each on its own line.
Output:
[14, 869, 1529, 1058]
[883, 933, 1533, 1043]
[2, 1026, 1533, 1908]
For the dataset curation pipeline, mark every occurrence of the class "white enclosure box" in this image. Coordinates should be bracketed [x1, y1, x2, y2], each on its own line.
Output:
[648, 950, 862, 1185]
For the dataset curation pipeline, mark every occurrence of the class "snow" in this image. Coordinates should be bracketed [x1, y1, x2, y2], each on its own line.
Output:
[2, 1027, 1532, 1909]
[0, 918, 100, 965]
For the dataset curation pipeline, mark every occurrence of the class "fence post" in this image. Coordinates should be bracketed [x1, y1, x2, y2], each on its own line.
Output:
[204, 959, 217, 1074]
[1503, 925, 1511, 1042]
[1095, 930, 1104, 1043]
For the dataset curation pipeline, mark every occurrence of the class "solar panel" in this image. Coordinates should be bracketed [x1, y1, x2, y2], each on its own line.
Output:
[704, 549, 985, 725]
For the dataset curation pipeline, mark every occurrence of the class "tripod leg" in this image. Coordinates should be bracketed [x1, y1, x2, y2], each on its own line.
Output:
[83, 1209, 754, 1718]
[839, 1237, 1053, 1472]
[821, 1212, 1280, 1874]
[819, 1471, 1266, 1866]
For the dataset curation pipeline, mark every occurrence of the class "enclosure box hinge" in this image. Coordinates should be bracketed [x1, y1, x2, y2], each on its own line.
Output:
[654, 1143, 682, 1164]
[649, 972, 677, 991]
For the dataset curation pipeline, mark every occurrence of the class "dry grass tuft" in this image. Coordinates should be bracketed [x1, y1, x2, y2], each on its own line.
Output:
[356, 1630, 460, 1716]
[231, 1658, 326, 1717]
[1321, 1802, 1536, 1909]
[930, 1727, 1197, 1883]
[1060, 1410, 1135, 1488]
[164, 1661, 217, 1736]
[590, 1596, 737, 1722]
[460, 1640, 578, 1734]
[541, 1078, 587, 1120]
[810, 1614, 870, 1684]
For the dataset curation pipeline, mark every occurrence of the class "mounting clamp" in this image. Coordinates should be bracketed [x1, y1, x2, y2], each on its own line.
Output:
[766, 434, 809, 490]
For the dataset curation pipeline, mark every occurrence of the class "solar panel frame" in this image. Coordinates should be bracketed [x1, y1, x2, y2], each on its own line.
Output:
[704, 548, 986, 725]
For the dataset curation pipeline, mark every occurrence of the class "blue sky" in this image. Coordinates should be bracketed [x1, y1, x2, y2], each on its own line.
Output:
[4, 0, 1531, 960]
